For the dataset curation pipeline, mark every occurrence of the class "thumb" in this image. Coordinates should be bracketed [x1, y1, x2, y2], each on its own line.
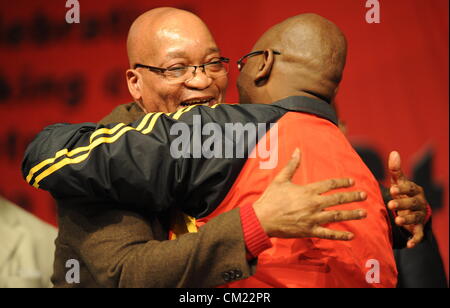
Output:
[274, 148, 301, 183]
[388, 151, 406, 185]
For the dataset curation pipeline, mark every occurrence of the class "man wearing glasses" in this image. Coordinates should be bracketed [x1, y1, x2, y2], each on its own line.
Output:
[23, 8, 430, 287]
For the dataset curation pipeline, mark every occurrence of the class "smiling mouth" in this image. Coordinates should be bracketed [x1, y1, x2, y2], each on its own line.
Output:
[179, 97, 215, 107]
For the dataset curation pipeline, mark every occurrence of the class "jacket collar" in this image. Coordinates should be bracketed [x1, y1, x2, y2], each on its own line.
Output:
[101, 96, 338, 126]
[99, 102, 145, 125]
[272, 96, 338, 126]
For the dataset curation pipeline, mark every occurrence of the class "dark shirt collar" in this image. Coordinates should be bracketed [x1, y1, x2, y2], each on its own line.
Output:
[272, 96, 338, 126]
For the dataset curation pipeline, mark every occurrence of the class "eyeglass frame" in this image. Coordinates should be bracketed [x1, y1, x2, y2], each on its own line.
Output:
[237, 50, 281, 71]
[134, 57, 230, 82]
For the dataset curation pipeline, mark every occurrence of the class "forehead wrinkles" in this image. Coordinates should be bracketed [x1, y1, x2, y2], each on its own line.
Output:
[157, 26, 216, 47]
[154, 30, 219, 61]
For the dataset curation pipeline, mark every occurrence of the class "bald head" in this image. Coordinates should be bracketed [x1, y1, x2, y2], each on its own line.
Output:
[127, 8, 216, 67]
[125, 8, 227, 114]
[238, 13, 347, 104]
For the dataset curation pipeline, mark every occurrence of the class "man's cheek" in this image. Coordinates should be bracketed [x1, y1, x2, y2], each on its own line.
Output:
[221, 77, 229, 98]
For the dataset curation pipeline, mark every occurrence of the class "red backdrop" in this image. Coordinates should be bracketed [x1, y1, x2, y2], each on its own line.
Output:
[0, 0, 448, 280]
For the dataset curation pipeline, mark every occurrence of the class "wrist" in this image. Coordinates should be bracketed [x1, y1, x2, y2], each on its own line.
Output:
[252, 200, 272, 236]
[240, 203, 272, 258]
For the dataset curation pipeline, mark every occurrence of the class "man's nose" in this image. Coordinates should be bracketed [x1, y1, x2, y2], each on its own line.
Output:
[184, 67, 212, 89]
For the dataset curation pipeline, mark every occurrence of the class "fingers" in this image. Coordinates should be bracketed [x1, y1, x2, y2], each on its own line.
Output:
[395, 212, 426, 226]
[274, 148, 301, 183]
[388, 196, 426, 211]
[312, 226, 354, 241]
[307, 178, 355, 194]
[314, 209, 367, 224]
[318, 191, 367, 209]
[388, 151, 406, 184]
[407, 225, 424, 248]
[390, 181, 423, 197]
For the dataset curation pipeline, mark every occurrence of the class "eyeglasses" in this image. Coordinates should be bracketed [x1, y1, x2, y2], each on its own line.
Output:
[237, 50, 281, 71]
[134, 57, 230, 84]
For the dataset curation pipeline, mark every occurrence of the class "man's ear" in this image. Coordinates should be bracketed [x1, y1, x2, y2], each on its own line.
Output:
[254, 49, 275, 86]
[126, 69, 148, 113]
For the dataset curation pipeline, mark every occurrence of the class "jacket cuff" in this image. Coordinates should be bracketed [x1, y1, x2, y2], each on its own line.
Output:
[240, 203, 272, 259]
